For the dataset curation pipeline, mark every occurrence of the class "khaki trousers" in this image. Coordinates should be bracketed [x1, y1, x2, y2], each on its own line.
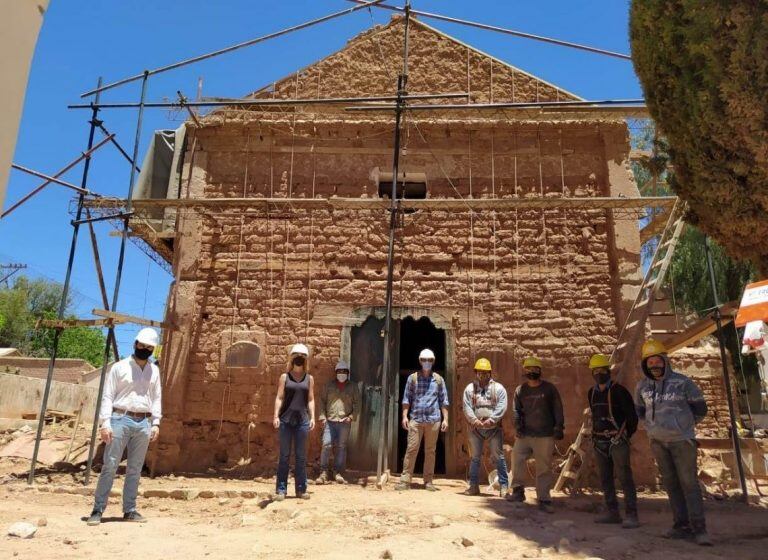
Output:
[400, 421, 440, 483]
[511, 436, 555, 501]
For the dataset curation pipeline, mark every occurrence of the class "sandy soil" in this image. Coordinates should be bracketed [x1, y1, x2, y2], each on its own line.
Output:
[1, 460, 767, 560]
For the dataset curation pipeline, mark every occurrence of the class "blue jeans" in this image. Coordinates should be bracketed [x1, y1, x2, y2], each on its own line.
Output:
[468, 426, 509, 487]
[93, 415, 151, 513]
[650, 439, 706, 532]
[320, 421, 351, 474]
[276, 419, 310, 495]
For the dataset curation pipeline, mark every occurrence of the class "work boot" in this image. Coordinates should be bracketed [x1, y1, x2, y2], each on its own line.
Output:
[594, 510, 622, 524]
[296, 492, 311, 500]
[622, 514, 640, 529]
[334, 473, 347, 484]
[662, 525, 692, 539]
[315, 471, 329, 485]
[463, 484, 481, 496]
[395, 482, 410, 491]
[123, 511, 147, 523]
[86, 509, 102, 526]
[499, 484, 509, 498]
[505, 487, 525, 503]
[538, 500, 555, 514]
[424, 483, 439, 492]
[694, 531, 713, 546]
[274, 492, 287, 502]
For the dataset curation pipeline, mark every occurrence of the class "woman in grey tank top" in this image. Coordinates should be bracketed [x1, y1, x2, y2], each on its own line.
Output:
[273, 343, 315, 500]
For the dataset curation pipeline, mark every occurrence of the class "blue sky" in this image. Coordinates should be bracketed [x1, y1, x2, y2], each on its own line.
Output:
[2, 0, 641, 356]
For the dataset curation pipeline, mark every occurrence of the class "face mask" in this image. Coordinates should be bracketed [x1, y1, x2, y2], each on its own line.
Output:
[593, 372, 611, 385]
[336, 373, 348, 383]
[292, 356, 306, 367]
[134, 347, 153, 361]
[525, 371, 541, 381]
[477, 374, 491, 384]
[421, 361, 433, 371]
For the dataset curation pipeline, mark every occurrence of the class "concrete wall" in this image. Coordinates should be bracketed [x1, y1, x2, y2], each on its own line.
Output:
[0, 0, 49, 211]
[0, 372, 96, 420]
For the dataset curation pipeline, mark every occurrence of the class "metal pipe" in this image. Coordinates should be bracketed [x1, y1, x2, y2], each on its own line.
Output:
[28, 79, 103, 484]
[96, 122, 141, 173]
[68, 92, 470, 110]
[376, 0, 411, 487]
[347, 98, 647, 111]
[80, 1, 389, 98]
[85, 207, 120, 361]
[71, 212, 134, 226]
[347, 0, 632, 60]
[703, 235, 749, 502]
[10, 164, 98, 196]
[2, 134, 114, 219]
[85, 72, 149, 484]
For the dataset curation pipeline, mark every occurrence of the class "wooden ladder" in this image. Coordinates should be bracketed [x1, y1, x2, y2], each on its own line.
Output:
[554, 199, 686, 494]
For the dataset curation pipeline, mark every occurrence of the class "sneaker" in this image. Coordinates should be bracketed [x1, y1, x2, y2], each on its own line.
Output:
[424, 483, 439, 492]
[463, 484, 481, 496]
[594, 511, 622, 524]
[694, 532, 713, 546]
[315, 471, 329, 485]
[395, 482, 410, 491]
[274, 492, 287, 502]
[538, 500, 555, 514]
[123, 511, 147, 523]
[334, 473, 347, 484]
[662, 526, 692, 539]
[499, 484, 509, 498]
[86, 509, 102, 526]
[296, 492, 311, 500]
[505, 487, 525, 503]
[622, 515, 640, 529]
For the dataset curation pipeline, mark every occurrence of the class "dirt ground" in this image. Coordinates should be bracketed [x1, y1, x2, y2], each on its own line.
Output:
[1, 458, 767, 560]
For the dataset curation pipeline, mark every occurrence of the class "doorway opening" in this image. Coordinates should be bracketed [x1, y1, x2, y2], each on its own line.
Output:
[396, 316, 447, 475]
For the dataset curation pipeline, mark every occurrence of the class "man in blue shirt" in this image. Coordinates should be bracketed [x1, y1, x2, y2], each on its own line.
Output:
[396, 348, 449, 491]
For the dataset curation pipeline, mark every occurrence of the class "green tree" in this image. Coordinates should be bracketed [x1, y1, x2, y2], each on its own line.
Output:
[0, 276, 107, 367]
[630, 1, 768, 275]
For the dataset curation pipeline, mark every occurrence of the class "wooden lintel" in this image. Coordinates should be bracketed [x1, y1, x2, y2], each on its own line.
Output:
[666, 302, 739, 354]
[639, 210, 670, 244]
[91, 308, 172, 329]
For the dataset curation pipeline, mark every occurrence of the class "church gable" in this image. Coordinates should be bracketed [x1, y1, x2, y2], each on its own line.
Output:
[248, 16, 581, 105]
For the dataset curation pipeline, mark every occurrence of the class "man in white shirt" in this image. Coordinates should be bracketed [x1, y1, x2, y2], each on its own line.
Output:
[87, 328, 162, 526]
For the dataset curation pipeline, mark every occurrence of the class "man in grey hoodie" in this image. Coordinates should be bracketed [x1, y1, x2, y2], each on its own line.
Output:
[634, 339, 711, 546]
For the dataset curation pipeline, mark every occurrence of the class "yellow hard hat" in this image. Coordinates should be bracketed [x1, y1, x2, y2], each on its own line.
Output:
[522, 356, 542, 369]
[474, 358, 492, 372]
[641, 339, 668, 360]
[589, 354, 610, 370]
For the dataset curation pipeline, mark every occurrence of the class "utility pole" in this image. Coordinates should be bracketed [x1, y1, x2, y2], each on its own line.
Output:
[0, 263, 27, 286]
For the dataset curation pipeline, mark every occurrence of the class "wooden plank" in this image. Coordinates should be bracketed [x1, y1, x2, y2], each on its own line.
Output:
[666, 301, 739, 354]
[91, 308, 172, 329]
[639, 210, 669, 244]
[36, 317, 117, 329]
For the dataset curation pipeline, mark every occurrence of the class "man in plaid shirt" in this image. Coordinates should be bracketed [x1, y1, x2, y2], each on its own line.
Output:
[396, 348, 449, 491]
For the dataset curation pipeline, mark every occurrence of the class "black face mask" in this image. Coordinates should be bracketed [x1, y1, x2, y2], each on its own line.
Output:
[525, 371, 541, 381]
[292, 356, 306, 367]
[593, 372, 611, 385]
[134, 347, 153, 361]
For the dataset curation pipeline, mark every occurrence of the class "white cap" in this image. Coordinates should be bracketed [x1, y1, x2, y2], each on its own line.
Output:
[290, 343, 309, 356]
[335, 360, 349, 371]
[419, 348, 435, 361]
[135, 328, 159, 347]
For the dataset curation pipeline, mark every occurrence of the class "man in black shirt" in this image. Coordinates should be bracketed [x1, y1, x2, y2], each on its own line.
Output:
[587, 353, 639, 528]
[507, 356, 564, 513]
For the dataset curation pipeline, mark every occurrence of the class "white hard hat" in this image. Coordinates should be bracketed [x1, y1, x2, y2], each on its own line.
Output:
[419, 348, 435, 361]
[335, 360, 350, 371]
[135, 328, 159, 347]
[290, 343, 309, 356]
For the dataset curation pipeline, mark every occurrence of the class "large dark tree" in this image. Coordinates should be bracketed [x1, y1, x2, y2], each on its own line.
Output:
[630, 1, 768, 274]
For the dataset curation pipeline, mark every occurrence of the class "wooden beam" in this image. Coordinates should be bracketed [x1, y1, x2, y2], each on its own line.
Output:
[36, 318, 118, 329]
[91, 308, 172, 329]
[640, 210, 671, 244]
[666, 301, 739, 354]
